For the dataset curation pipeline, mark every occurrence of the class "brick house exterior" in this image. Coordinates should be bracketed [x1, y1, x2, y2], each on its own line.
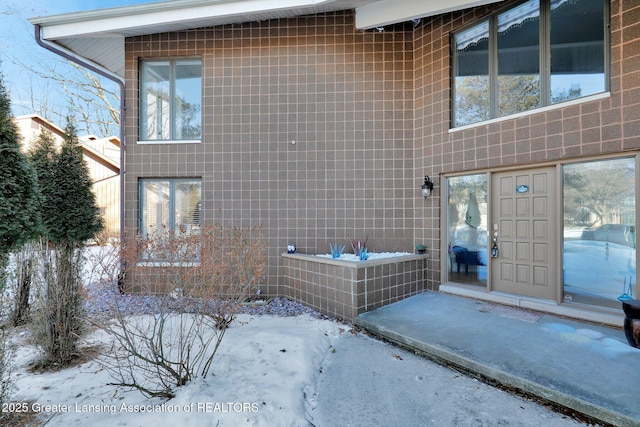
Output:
[32, 0, 640, 324]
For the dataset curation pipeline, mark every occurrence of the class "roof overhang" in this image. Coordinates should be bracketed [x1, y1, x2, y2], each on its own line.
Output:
[30, 0, 503, 78]
[355, 0, 502, 29]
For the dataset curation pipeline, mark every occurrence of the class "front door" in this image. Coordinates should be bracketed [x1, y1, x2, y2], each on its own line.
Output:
[491, 167, 557, 300]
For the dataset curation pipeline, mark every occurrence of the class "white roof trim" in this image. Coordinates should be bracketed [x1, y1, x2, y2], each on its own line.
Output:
[32, 0, 361, 39]
[356, 0, 504, 29]
[30, 0, 501, 78]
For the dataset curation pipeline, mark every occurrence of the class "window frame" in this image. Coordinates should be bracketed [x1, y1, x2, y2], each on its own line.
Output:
[445, 173, 489, 286]
[139, 57, 203, 143]
[451, 0, 609, 128]
[138, 178, 202, 237]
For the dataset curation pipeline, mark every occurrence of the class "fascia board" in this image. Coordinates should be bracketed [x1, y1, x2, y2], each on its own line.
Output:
[355, 0, 504, 29]
[31, 0, 341, 39]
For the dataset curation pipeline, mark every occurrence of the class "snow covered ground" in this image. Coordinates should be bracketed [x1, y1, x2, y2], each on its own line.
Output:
[8, 314, 344, 427]
[1, 246, 590, 426]
[6, 313, 589, 427]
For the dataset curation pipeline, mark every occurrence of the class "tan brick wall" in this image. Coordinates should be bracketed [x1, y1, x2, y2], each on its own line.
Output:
[413, 0, 640, 291]
[283, 253, 427, 321]
[123, 12, 415, 295]
[121, 2, 640, 304]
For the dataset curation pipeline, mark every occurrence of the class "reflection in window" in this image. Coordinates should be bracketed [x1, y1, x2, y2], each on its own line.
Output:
[497, 0, 540, 117]
[454, 22, 490, 126]
[447, 174, 488, 286]
[550, 0, 605, 103]
[452, 0, 607, 127]
[174, 60, 203, 140]
[141, 61, 171, 140]
[140, 59, 202, 141]
[563, 158, 635, 309]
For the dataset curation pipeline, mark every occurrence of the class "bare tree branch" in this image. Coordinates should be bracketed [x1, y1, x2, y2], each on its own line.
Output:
[8, 57, 119, 136]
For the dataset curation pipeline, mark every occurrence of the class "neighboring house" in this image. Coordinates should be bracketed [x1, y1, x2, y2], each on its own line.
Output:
[30, 0, 639, 325]
[14, 114, 121, 236]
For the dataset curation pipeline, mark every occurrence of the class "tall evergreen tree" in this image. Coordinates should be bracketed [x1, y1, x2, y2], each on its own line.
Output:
[8, 129, 59, 327]
[32, 116, 103, 365]
[28, 129, 57, 230]
[0, 74, 40, 286]
[0, 70, 39, 408]
[47, 117, 103, 246]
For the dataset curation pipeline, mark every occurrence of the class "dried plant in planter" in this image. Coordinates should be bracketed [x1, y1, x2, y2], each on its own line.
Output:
[350, 235, 369, 261]
[100, 224, 266, 398]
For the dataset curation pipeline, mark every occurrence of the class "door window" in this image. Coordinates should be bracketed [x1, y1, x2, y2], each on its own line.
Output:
[447, 174, 488, 286]
[563, 158, 636, 308]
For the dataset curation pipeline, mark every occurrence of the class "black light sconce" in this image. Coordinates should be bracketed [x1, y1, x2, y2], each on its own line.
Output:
[421, 175, 434, 198]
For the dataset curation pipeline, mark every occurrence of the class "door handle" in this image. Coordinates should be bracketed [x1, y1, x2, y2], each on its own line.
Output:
[491, 229, 499, 258]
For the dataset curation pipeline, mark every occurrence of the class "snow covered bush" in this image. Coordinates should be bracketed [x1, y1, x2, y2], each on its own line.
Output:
[101, 224, 266, 398]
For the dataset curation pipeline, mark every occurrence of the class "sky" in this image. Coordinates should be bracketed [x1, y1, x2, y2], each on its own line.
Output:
[1, 0, 159, 134]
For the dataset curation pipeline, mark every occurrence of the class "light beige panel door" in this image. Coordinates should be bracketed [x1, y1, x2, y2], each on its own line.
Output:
[491, 168, 557, 300]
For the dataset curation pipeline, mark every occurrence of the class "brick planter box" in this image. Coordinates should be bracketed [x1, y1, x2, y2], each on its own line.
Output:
[283, 253, 428, 321]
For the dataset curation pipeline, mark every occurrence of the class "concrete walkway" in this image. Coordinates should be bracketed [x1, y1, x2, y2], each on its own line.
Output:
[355, 292, 640, 427]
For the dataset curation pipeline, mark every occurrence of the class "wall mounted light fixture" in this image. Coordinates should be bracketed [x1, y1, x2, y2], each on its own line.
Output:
[421, 175, 434, 198]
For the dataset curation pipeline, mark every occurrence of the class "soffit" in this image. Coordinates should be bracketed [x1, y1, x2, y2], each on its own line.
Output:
[356, 0, 503, 28]
[30, 0, 503, 78]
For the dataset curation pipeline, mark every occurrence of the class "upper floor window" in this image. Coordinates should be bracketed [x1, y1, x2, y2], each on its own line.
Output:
[452, 0, 607, 127]
[140, 58, 202, 142]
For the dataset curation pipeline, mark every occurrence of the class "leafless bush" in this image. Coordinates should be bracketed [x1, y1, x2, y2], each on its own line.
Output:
[30, 243, 86, 367]
[0, 330, 14, 422]
[101, 224, 266, 398]
[0, 267, 15, 413]
[83, 241, 121, 290]
[9, 243, 39, 327]
[93, 229, 120, 247]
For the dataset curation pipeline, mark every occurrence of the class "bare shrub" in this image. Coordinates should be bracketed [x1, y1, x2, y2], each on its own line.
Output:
[93, 229, 120, 247]
[30, 243, 87, 367]
[101, 224, 266, 398]
[83, 242, 121, 290]
[9, 243, 39, 327]
[0, 275, 15, 416]
[0, 328, 14, 421]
